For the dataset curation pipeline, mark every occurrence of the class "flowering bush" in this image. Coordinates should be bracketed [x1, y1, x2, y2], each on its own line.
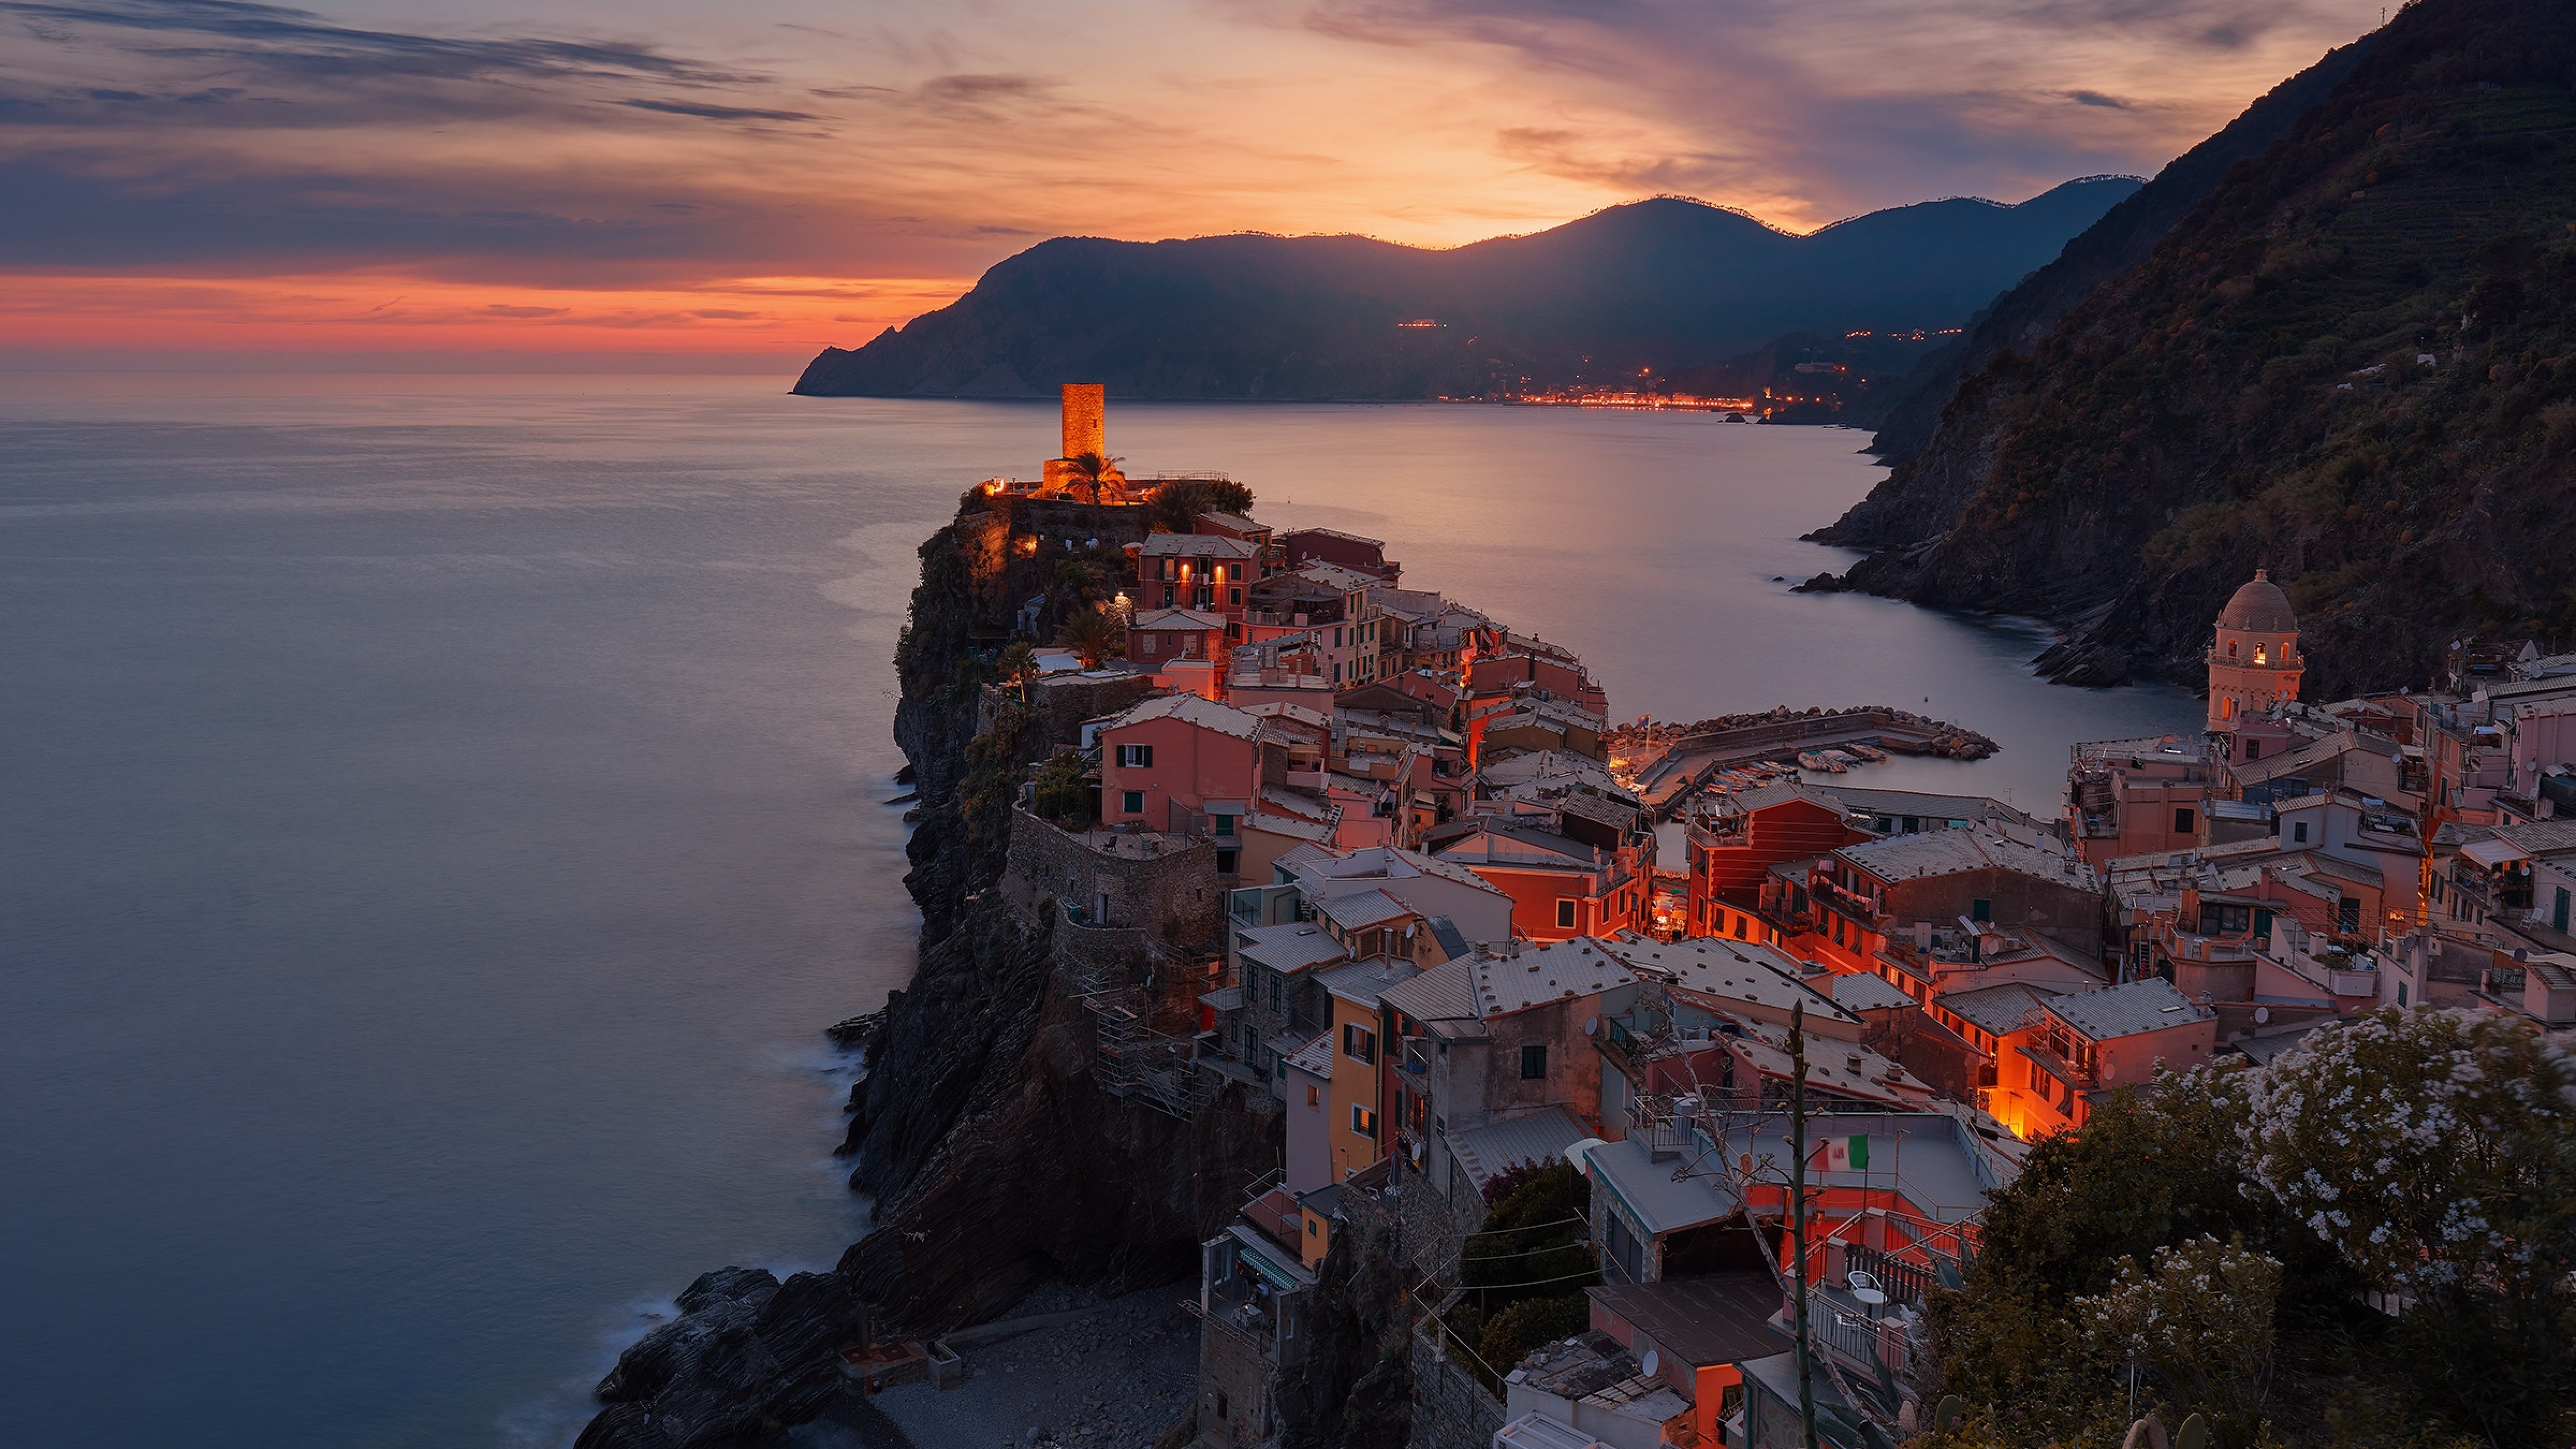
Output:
[2074, 1236, 2280, 1446]
[2241, 1006, 2576, 1303]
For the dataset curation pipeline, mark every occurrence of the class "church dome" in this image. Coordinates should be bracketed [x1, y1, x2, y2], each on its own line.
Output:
[2216, 570, 2296, 633]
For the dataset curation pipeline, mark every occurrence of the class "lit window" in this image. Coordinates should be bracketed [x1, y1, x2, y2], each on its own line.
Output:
[1351, 1105, 1378, 1138]
[1343, 1023, 1376, 1063]
[1307, 1084, 1319, 1108]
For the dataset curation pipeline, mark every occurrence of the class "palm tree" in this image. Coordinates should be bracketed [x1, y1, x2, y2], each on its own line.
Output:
[997, 640, 1039, 702]
[1067, 452, 1122, 504]
[1056, 605, 1124, 669]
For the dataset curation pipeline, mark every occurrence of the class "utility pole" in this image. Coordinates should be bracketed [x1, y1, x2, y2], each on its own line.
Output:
[1790, 999, 1820, 1449]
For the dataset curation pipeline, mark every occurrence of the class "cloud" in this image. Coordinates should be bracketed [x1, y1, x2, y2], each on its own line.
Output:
[619, 98, 819, 124]
[483, 303, 566, 316]
[0, 0, 2383, 358]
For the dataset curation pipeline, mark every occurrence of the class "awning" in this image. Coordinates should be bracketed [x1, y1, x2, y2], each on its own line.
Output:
[2461, 838, 2529, 870]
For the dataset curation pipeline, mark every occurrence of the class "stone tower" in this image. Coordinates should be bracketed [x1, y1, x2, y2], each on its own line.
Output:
[2206, 569, 2303, 733]
[1040, 384, 1120, 496]
[1060, 383, 1105, 461]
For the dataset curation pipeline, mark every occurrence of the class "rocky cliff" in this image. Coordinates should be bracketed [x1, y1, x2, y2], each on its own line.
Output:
[1814, 0, 2576, 696]
[577, 498, 1278, 1449]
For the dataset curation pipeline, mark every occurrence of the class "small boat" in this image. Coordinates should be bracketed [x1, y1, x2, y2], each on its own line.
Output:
[1796, 751, 1844, 772]
[1822, 750, 1861, 769]
[1846, 742, 1887, 763]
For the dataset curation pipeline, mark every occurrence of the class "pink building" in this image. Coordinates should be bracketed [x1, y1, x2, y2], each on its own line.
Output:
[1098, 694, 1296, 851]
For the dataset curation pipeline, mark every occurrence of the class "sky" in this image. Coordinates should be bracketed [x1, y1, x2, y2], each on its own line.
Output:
[0, 0, 2386, 369]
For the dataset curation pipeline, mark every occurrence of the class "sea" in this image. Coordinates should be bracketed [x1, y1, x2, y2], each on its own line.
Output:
[0, 375, 2200, 1449]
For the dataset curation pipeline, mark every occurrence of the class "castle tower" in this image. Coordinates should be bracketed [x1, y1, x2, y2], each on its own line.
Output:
[1060, 383, 1104, 462]
[1040, 384, 1121, 497]
[2206, 569, 2303, 734]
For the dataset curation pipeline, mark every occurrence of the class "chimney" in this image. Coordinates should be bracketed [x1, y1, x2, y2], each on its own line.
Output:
[1061, 383, 1105, 461]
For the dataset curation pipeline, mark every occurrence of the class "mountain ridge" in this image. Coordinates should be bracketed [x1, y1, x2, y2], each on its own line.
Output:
[792, 179, 2141, 401]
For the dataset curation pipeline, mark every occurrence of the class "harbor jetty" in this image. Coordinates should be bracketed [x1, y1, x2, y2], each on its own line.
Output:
[1608, 705, 1998, 818]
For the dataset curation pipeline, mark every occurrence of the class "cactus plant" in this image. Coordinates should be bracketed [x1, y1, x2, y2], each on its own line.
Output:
[1931, 1395, 1968, 1430]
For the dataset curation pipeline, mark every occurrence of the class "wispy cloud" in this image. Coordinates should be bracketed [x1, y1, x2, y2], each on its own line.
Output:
[0, 0, 2383, 359]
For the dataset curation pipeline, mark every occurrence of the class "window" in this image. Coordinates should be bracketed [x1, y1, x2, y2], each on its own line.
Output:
[2174, 807, 2196, 833]
[1970, 898, 1991, 923]
[2338, 897, 2360, 932]
[1520, 1044, 1547, 1079]
[1121, 790, 1144, 815]
[1231, 589, 1243, 606]
[2293, 821, 2310, 844]
[2245, 738, 2262, 760]
[1351, 1105, 1378, 1138]
[1117, 743, 1153, 768]
[1216, 849, 1239, 875]
[1343, 1023, 1376, 1064]
[1307, 1084, 1320, 1108]
[1214, 814, 1236, 837]
[1557, 899, 1577, 929]
[2397, 982, 2407, 1006]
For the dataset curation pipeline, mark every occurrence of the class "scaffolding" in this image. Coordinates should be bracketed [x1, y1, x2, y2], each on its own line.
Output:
[1085, 983, 1217, 1120]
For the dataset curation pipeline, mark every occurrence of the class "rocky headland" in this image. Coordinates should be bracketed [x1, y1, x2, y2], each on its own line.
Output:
[575, 494, 1284, 1449]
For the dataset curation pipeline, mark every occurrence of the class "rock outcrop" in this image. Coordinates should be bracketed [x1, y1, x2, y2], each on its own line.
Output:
[578, 495, 1278, 1447]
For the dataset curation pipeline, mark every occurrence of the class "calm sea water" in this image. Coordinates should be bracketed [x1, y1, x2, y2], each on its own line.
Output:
[0, 376, 2197, 1449]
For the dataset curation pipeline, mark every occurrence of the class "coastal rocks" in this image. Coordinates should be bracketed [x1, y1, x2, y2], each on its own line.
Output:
[581, 498, 1280, 1449]
[1788, 571, 1851, 593]
[579, 1270, 870, 1449]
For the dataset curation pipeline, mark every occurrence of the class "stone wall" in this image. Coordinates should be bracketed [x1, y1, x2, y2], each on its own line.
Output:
[1005, 807, 1226, 952]
[1194, 1312, 1276, 1449]
[1407, 1304, 1504, 1449]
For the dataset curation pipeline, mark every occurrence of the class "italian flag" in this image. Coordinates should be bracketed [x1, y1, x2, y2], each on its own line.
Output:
[1808, 1134, 1869, 1171]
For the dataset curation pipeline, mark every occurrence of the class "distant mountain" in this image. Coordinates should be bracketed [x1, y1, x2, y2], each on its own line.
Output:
[1815, 0, 2576, 694]
[791, 180, 2142, 401]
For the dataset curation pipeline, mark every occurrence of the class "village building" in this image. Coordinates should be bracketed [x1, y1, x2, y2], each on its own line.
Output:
[1379, 937, 1640, 1220]
[1985, 976, 2216, 1138]
[1428, 815, 1653, 941]
[1759, 825, 2105, 996]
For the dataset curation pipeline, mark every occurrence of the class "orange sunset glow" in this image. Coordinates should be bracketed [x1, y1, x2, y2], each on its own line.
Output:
[0, 0, 2386, 367]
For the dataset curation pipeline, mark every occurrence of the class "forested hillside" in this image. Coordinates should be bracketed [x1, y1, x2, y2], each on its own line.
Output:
[1820, 0, 2576, 695]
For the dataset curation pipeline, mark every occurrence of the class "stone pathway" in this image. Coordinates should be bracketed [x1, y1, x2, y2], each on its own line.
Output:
[792, 1282, 1199, 1449]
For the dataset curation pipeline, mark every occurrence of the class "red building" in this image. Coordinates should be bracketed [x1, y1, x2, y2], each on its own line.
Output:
[1684, 783, 1870, 938]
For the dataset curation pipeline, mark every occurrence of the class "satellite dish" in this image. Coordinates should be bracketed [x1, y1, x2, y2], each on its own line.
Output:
[1641, 1350, 1660, 1378]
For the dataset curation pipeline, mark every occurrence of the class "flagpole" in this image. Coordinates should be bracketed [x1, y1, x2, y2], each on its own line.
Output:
[1790, 999, 1820, 1449]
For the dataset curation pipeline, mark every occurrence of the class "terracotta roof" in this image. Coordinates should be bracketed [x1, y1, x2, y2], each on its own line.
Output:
[2217, 570, 2297, 632]
[1467, 937, 1636, 1016]
[1103, 692, 1266, 740]
[1129, 607, 1228, 630]
[2047, 977, 2212, 1041]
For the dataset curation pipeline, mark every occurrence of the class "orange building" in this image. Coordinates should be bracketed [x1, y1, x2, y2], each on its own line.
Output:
[1684, 783, 1870, 937]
